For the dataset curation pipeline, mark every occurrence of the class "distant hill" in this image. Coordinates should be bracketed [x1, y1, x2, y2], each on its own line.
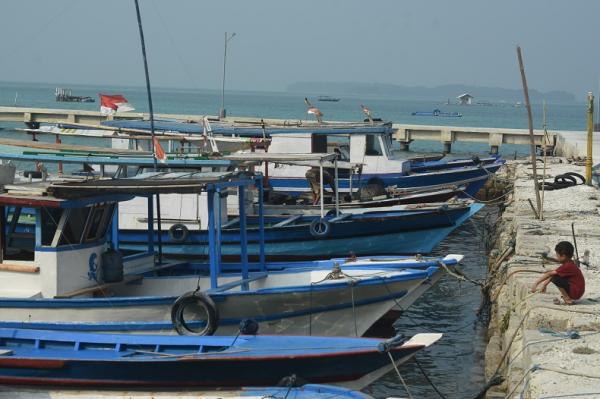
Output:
[286, 82, 576, 103]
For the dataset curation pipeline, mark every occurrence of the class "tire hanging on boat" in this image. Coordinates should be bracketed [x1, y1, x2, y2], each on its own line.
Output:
[168, 223, 189, 243]
[171, 291, 219, 336]
[309, 218, 331, 238]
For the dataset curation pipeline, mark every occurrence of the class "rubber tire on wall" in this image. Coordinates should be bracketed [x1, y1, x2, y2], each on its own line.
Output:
[168, 223, 189, 243]
[171, 291, 219, 336]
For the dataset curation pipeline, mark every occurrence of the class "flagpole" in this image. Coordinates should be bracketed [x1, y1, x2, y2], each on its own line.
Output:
[134, 0, 162, 262]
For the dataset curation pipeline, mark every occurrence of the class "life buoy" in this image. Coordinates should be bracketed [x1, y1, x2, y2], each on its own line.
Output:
[168, 223, 189, 243]
[171, 291, 219, 336]
[309, 218, 331, 238]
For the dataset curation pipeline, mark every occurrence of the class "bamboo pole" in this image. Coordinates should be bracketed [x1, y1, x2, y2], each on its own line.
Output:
[517, 46, 542, 219]
[586, 92, 594, 185]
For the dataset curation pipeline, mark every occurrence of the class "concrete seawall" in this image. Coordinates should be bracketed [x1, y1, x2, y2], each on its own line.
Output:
[484, 160, 600, 398]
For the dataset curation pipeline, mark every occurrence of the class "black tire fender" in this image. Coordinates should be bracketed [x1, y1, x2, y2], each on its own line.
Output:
[171, 291, 219, 336]
[309, 218, 331, 238]
[168, 223, 189, 243]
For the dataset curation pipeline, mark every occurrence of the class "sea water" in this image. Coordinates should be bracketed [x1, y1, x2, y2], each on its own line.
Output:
[0, 82, 585, 398]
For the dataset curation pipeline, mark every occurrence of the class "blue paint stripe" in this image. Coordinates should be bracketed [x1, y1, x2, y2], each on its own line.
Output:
[0, 268, 435, 308]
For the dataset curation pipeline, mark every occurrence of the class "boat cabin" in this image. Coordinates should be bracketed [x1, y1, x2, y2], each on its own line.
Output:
[0, 184, 138, 299]
[0, 171, 266, 299]
[265, 124, 410, 178]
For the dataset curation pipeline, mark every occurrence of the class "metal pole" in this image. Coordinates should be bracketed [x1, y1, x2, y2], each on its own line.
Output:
[334, 158, 339, 216]
[220, 32, 235, 119]
[207, 187, 218, 290]
[517, 46, 542, 219]
[220, 32, 227, 118]
[586, 92, 594, 185]
[239, 185, 249, 290]
[319, 164, 324, 218]
[257, 176, 266, 270]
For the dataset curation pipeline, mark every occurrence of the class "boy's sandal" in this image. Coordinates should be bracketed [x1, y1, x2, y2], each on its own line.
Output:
[553, 297, 574, 306]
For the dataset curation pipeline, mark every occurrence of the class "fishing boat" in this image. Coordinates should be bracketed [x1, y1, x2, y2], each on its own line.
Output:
[411, 109, 462, 117]
[23, 116, 503, 199]
[0, 328, 441, 389]
[118, 201, 482, 260]
[1, 384, 376, 399]
[318, 96, 340, 102]
[0, 171, 461, 336]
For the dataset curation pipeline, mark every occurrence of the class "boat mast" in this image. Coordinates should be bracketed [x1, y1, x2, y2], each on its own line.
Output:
[133, 0, 162, 261]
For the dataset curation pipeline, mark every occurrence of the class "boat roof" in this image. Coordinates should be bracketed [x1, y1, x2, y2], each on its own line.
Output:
[101, 119, 393, 136]
[224, 152, 360, 168]
[0, 152, 234, 168]
[0, 172, 256, 204]
[47, 171, 256, 199]
[0, 181, 134, 208]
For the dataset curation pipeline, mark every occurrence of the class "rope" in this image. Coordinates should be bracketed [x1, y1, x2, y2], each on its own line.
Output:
[414, 356, 447, 399]
[387, 351, 414, 399]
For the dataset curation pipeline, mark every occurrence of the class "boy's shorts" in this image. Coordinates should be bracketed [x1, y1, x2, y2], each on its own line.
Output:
[551, 275, 571, 296]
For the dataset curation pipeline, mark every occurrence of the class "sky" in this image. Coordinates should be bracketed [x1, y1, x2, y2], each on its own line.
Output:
[0, 0, 599, 97]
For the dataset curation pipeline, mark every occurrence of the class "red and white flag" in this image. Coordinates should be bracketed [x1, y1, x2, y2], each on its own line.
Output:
[99, 94, 135, 115]
[153, 136, 167, 163]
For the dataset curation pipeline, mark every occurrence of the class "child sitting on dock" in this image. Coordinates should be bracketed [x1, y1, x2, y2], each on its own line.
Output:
[530, 241, 585, 305]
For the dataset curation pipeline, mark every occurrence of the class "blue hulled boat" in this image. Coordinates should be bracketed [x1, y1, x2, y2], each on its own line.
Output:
[0, 171, 462, 336]
[0, 328, 441, 389]
[118, 202, 483, 260]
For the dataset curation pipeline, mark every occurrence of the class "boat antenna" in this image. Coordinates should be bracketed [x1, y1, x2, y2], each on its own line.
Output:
[133, 0, 157, 170]
[133, 0, 163, 262]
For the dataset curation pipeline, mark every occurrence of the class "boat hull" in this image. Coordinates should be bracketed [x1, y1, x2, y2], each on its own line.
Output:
[119, 204, 483, 260]
[0, 266, 442, 336]
[0, 329, 438, 390]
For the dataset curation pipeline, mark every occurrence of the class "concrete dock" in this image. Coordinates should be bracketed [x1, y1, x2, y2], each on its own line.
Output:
[484, 160, 600, 398]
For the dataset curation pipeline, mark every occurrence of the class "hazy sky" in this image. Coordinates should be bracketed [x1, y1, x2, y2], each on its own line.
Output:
[1, 0, 598, 97]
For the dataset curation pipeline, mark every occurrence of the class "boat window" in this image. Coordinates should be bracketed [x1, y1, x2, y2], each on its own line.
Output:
[59, 207, 90, 246]
[2, 206, 35, 261]
[41, 208, 63, 246]
[365, 134, 383, 156]
[311, 134, 327, 153]
[83, 204, 115, 243]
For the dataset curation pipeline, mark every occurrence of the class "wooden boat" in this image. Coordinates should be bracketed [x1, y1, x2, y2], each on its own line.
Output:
[411, 109, 462, 117]
[0, 172, 461, 336]
[118, 201, 483, 260]
[1, 384, 375, 399]
[0, 328, 441, 389]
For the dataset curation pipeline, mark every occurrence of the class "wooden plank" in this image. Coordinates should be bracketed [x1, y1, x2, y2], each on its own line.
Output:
[0, 263, 39, 273]
[54, 275, 143, 299]
[0, 137, 149, 156]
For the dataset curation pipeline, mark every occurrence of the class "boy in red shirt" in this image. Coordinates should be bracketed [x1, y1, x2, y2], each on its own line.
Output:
[530, 241, 585, 305]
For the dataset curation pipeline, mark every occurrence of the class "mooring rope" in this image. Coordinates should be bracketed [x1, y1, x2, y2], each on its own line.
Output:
[387, 351, 414, 399]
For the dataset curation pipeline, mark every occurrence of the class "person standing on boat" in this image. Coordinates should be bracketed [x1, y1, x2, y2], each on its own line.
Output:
[305, 167, 336, 205]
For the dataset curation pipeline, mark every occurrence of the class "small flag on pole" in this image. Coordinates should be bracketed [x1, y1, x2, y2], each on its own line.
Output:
[99, 94, 135, 115]
[153, 136, 166, 163]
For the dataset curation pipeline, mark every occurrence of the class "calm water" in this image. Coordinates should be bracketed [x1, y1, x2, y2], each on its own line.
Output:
[0, 82, 561, 398]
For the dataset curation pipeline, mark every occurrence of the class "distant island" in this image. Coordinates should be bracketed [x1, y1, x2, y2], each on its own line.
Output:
[286, 82, 576, 103]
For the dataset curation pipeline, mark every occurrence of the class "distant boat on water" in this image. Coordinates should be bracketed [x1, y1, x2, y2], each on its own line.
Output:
[55, 88, 95, 103]
[318, 95, 340, 102]
[412, 109, 462, 117]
